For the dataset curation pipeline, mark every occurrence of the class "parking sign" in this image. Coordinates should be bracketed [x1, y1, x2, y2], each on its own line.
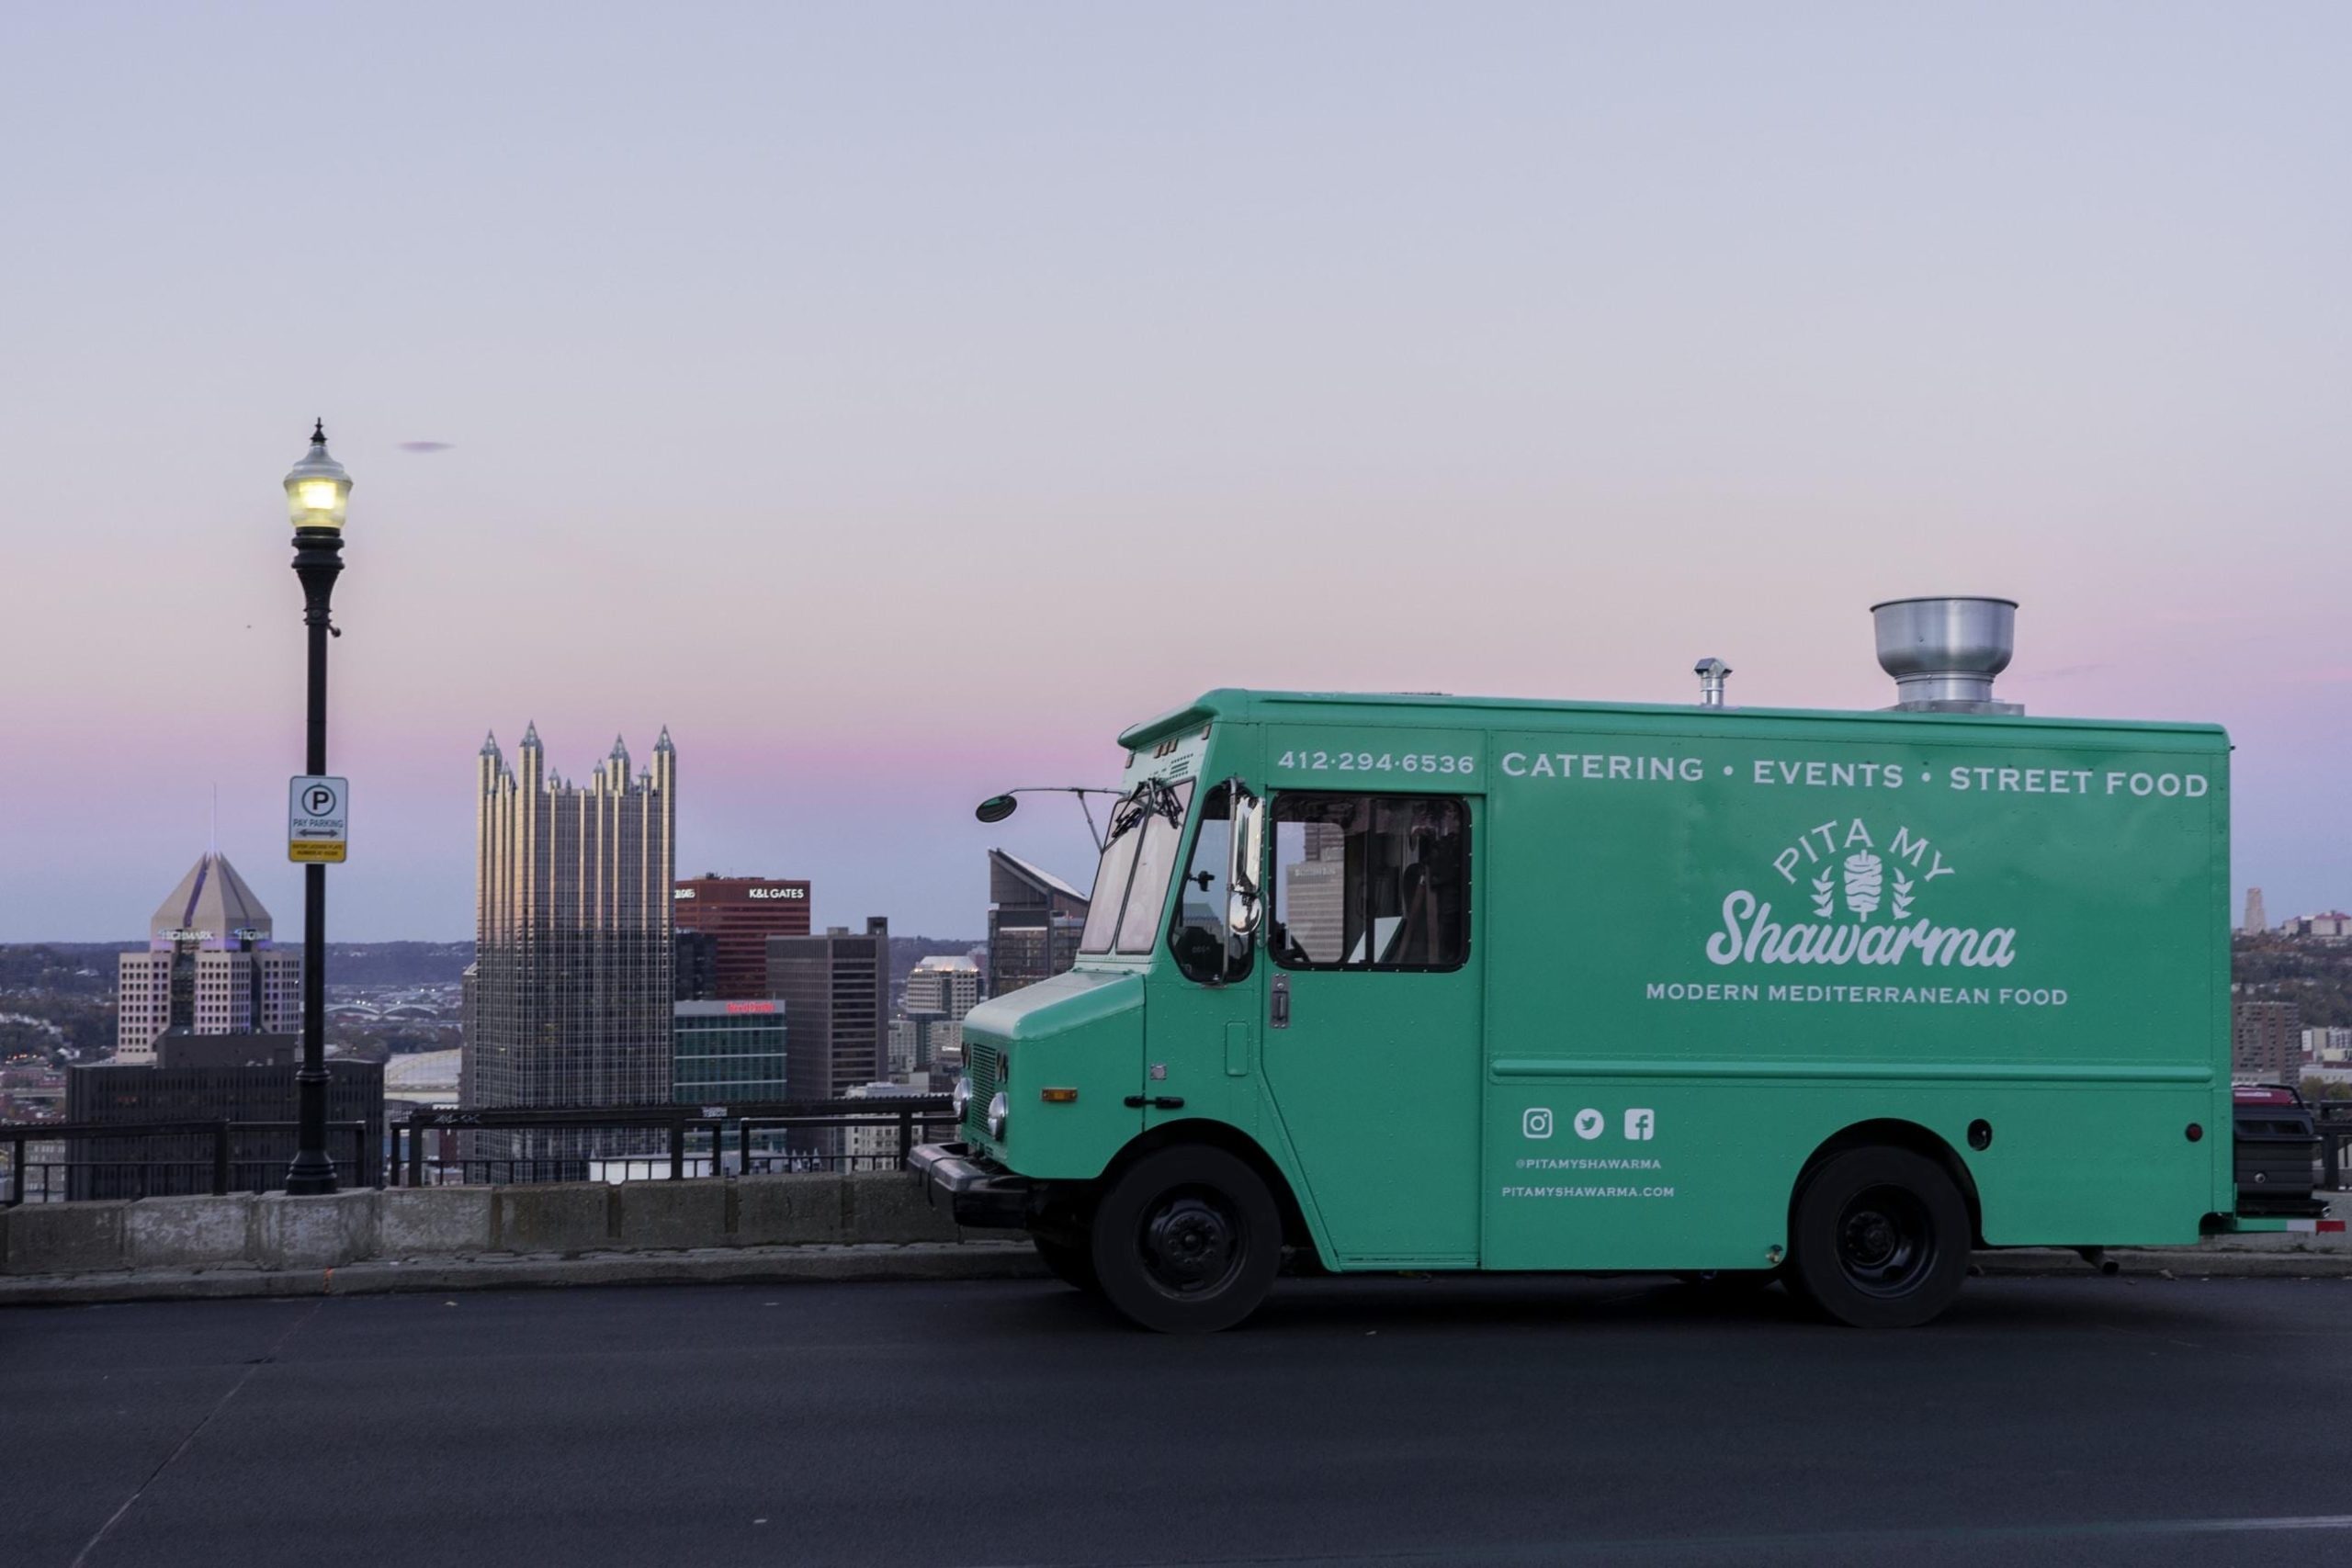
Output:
[288, 775, 349, 863]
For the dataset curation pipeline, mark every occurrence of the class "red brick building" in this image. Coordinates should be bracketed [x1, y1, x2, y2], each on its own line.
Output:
[673, 875, 812, 1000]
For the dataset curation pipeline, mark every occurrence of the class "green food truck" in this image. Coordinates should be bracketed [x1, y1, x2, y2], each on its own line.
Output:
[915, 597, 2250, 1331]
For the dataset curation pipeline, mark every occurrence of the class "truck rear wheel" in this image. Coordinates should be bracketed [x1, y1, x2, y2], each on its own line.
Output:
[1090, 1145, 1281, 1334]
[1787, 1146, 1969, 1328]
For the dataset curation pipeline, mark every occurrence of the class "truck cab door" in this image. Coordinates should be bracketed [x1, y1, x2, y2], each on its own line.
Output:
[1149, 781, 1265, 1134]
[1257, 789, 1483, 1267]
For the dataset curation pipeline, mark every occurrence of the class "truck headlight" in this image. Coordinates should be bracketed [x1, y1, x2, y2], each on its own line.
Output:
[953, 1076, 972, 1122]
[986, 1090, 1009, 1141]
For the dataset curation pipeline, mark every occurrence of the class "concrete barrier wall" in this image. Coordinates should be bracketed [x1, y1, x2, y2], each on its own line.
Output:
[0, 1172, 1012, 1279]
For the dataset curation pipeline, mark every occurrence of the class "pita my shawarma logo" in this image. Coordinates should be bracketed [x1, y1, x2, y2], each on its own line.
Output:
[1704, 819, 2018, 971]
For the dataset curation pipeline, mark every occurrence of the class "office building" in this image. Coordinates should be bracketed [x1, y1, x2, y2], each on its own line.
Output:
[673, 999, 790, 1105]
[465, 726, 676, 1157]
[674, 929, 720, 1001]
[2305, 1027, 2352, 1065]
[65, 1052, 382, 1200]
[2282, 911, 2352, 939]
[2233, 999, 2302, 1082]
[116, 852, 300, 1062]
[896, 952, 981, 1076]
[890, 1010, 960, 1077]
[767, 918, 888, 1104]
[2243, 887, 2267, 934]
[987, 851, 1089, 998]
[148, 1031, 296, 1068]
[906, 953, 982, 1018]
[673, 874, 812, 998]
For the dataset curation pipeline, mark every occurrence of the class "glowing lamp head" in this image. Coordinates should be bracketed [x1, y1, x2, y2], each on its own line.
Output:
[283, 418, 353, 532]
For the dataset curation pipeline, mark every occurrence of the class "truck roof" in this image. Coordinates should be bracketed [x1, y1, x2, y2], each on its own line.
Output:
[1118, 687, 2232, 751]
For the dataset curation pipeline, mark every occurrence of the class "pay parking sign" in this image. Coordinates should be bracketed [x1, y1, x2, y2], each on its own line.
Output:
[288, 775, 349, 863]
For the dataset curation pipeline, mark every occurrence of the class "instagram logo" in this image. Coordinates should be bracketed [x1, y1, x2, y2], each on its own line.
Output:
[1521, 1108, 1555, 1140]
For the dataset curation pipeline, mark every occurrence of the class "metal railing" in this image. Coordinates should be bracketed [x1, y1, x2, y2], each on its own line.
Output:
[3, 1120, 376, 1205]
[2, 1100, 955, 1213]
[2, 1097, 959, 1203]
[389, 1097, 960, 1187]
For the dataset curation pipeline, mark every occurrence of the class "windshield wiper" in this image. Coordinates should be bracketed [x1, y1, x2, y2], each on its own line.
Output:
[1105, 778, 1185, 843]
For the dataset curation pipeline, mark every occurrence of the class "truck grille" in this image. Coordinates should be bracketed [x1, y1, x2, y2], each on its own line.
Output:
[965, 1042, 1001, 1139]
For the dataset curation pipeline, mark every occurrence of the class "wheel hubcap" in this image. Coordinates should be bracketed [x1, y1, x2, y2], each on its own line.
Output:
[1836, 1185, 1935, 1297]
[1140, 1190, 1242, 1297]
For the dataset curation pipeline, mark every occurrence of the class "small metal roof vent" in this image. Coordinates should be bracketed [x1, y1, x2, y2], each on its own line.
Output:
[1693, 658, 1731, 708]
[1871, 596, 2022, 715]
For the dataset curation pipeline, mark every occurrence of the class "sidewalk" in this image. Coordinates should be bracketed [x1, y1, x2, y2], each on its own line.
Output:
[6, 1232, 2352, 1307]
[0, 1240, 1049, 1306]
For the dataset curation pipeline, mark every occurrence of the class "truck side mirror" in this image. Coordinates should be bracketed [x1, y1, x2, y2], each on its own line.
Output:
[1226, 784, 1264, 959]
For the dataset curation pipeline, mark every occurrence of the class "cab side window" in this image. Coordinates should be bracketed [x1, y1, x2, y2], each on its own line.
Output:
[1270, 794, 1468, 970]
[1168, 784, 1250, 984]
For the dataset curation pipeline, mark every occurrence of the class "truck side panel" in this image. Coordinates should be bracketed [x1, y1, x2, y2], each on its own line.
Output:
[1478, 716, 2228, 1270]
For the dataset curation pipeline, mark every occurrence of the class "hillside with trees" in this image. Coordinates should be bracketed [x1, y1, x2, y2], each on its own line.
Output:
[2233, 935, 2352, 1029]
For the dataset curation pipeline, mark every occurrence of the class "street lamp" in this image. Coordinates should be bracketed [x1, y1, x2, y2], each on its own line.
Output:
[282, 420, 351, 1195]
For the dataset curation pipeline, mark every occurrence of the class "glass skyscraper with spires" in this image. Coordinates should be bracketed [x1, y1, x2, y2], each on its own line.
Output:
[464, 724, 676, 1162]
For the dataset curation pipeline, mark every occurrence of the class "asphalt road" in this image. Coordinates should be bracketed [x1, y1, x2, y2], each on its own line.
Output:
[8, 1273, 2352, 1568]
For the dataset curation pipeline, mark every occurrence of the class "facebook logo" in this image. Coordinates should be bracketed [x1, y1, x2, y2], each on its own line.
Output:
[1623, 1109, 1656, 1141]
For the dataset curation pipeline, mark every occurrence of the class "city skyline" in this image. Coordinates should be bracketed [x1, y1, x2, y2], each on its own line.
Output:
[4, 6, 2349, 940]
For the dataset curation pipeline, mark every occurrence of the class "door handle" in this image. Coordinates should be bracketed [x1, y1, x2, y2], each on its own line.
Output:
[1123, 1096, 1186, 1110]
[1270, 972, 1290, 1030]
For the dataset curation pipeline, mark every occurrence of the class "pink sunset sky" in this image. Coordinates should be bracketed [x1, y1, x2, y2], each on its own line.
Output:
[2, 4, 2346, 942]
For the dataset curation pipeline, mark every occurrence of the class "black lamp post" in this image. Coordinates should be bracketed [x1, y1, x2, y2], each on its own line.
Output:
[283, 420, 352, 1196]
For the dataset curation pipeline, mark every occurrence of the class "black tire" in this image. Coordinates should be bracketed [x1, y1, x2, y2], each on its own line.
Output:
[1788, 1146, 1970, 1328]
[1033, 1235, 1099, 1293]
[1089, 1145, 1282, 1334]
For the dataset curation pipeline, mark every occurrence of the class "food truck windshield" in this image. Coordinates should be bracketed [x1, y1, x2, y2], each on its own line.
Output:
[1077, 779, 1193, 955]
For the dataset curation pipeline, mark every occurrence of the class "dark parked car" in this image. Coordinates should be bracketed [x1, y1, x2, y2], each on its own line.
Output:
[2233, 1083, 2324, 1214]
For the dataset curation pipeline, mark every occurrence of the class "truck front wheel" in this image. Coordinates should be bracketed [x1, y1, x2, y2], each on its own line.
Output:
[1787, 1146, 1970, 1328]
[1090, 1145, 1282, 1334]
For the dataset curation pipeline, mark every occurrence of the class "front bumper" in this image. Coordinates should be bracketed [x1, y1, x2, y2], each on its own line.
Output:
[910, 1142, 1034, 1229]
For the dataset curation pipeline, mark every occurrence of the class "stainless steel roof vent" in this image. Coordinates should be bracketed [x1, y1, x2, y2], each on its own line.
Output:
[1694, 658, 1731, 708]
[1871, 596, 2022, 715]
